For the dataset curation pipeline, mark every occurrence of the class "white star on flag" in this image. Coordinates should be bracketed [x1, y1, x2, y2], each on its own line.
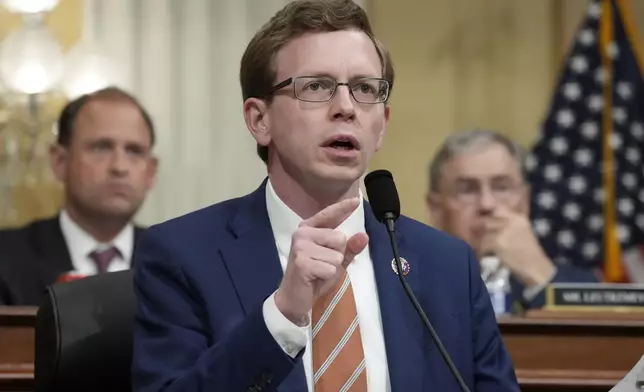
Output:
[610, 132, 623, 150]
[544, 164, 562, 182]
[631, 122, 644, 139]
[574, 149, 593, 167]
[582, 242, 600, 259]
[578, 29, 596, 46]
[613, 107, 627, 124]
[622, 173, 637, 189]
[557, 230, 576, 248]
[588, 215, 604, 232]
[549, 137, 568, 155]
[607, 41, 620, 59]
[569, 176, 587, 194]
[617, 81, 632, 100]
[563, 83, 582, 101]
[563, 203, 582, 221]
[595, 67, 607, 84]
[556, 109, 576, 128]
[537, 191, 557, 210]
[570, 56, 589, 73]
[588, 2, 601, 18]
[588, 95, 604, 112]
[625, 147, 640, 164]
[581, 121, 599, 139]
[533, 218, 551, 237]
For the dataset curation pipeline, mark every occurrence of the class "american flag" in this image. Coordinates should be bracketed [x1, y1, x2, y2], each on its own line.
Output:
[527, 0, 644, 283]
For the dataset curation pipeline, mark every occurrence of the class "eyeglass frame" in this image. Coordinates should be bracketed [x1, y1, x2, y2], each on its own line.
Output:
[445, 178, 527, 206]
[264, 75, 391, 104]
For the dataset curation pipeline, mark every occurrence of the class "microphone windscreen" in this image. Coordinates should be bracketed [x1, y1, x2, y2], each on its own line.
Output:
[364, 169, 400, 222]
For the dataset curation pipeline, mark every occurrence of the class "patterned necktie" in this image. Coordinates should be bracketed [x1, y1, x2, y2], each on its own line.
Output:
[312, 272, 367, 392]
[89, 247, 120, 274]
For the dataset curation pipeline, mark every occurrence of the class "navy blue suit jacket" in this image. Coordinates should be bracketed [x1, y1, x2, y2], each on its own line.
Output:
[131, 181, 519, 392]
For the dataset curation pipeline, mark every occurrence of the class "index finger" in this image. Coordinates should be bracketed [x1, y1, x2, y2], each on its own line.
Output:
[301, 197, 360, 229]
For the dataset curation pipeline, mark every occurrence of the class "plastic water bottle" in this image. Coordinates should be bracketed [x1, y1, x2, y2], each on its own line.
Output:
[480, 256, 511, 317]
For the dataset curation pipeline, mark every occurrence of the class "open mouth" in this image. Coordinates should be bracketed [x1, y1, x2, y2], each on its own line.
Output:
[324, 135, 360, 151]
[329, 140, 356, 150]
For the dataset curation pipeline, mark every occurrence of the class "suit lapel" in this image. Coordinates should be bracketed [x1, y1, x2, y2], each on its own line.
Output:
[218, 180, 307, 392]
[31, 216, 74, 281]
[219, 181, 284, 314]
[364, 202, 425, 391]
[134, 226, 144, 243]
[131, 226, 145, 268]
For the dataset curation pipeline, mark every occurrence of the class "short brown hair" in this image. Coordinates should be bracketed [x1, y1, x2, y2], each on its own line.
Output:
[57, 87, 155, 147]
[239, 0, 395, 164]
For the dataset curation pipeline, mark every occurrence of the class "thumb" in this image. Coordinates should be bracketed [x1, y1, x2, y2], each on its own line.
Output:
[342, 232, 369, 268]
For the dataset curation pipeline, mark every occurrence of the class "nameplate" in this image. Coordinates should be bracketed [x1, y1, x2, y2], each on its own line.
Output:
[546, 283, 644, 311]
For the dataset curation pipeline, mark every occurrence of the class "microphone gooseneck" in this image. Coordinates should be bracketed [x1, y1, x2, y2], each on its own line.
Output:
[364, 170, 470, 392]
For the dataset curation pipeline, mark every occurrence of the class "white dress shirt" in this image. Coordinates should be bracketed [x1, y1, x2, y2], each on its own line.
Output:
[480, 255, 556, 303]
[262, 179, 391, 392]
[59, 209, 134, 275]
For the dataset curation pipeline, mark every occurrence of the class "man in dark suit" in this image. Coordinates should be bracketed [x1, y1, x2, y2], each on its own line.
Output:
[132, 1, 519, 391]
[426, 129, 597, 312]
[0, 87, 158, 305]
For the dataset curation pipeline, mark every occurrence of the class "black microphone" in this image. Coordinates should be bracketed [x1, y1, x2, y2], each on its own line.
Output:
[364, 169, 470, 392]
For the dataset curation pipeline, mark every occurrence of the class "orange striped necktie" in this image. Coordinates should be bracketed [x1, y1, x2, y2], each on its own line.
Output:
[312, 272, 368, 392]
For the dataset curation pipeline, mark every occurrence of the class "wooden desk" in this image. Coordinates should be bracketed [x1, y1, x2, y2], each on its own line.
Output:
[0, 307, 36, 392]
[1, 307, 643, 391]
[499, 310, 644, 392]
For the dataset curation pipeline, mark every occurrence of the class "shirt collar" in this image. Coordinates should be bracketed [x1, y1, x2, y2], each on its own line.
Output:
[265, 178, 365, 259]
[59, 209, 134, 264]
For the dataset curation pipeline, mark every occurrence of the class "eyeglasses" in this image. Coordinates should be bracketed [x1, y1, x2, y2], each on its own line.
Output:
[450, 181, 525, 205]
[266, 76, 390, 104]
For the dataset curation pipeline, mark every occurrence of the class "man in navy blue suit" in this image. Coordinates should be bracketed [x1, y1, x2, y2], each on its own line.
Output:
[131, 1, 520, 391]
[426, 129, 598, 313]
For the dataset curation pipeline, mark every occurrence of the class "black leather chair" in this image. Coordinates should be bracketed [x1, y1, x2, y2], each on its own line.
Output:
[34, 270, 136, 392]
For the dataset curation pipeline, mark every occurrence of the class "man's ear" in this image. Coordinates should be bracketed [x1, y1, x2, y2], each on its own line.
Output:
[426, 192, 444, 227]
[145, 155, 159, 190]
[243, 97, 271, 147]
[375, 104, 390, 151]
[49, 143, 68, 183]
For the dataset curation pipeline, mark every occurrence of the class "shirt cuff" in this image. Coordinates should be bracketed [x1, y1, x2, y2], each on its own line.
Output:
[522, 267, 557, 302]
[262, 292, 308, 358]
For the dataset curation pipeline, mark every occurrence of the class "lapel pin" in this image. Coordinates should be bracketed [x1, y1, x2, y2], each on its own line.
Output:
[391, 257, 410, 276]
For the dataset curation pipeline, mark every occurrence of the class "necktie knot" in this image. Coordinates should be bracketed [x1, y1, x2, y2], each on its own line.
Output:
[89, 246, 120, 274]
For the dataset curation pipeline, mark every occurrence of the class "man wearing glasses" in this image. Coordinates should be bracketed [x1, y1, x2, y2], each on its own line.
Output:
[131, 1, 519, 391]
[426, 129, 597, 312]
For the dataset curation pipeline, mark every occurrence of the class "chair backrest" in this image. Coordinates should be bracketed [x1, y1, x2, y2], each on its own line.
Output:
[34, 270, 135, 392]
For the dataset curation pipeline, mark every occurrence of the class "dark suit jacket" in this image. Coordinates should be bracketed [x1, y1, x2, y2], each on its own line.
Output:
[131, 180, 520, 392]
[0, 216, 144, 306]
